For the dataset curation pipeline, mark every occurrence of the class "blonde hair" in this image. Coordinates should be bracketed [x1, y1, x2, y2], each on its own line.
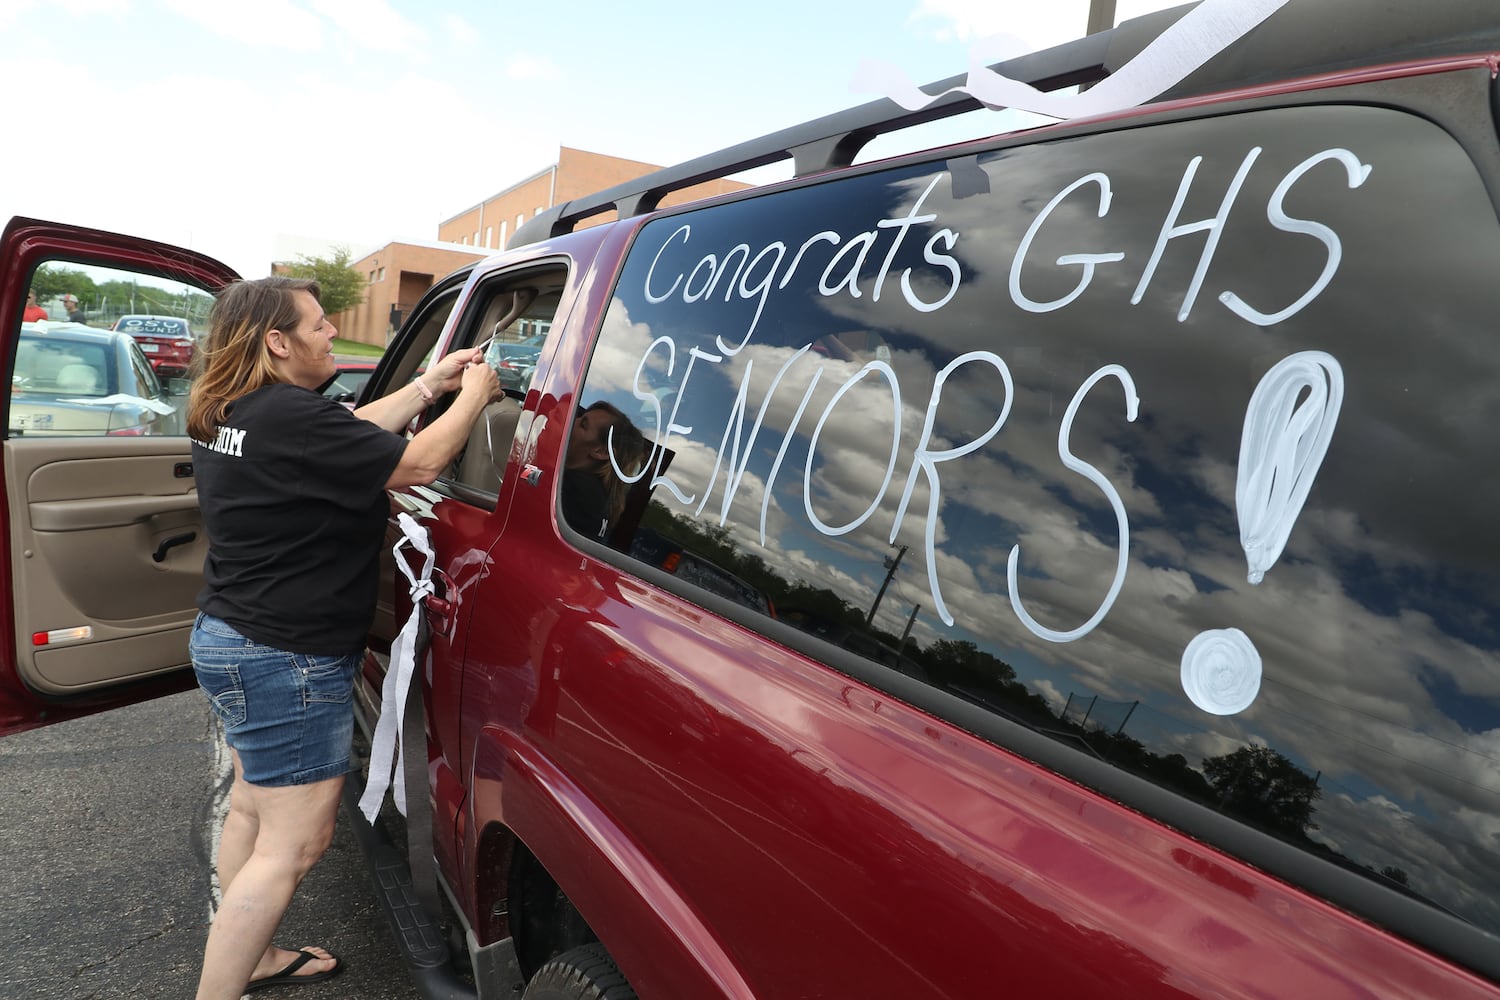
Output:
[186, 277, 319, 442]
[583, 401, 647, 522]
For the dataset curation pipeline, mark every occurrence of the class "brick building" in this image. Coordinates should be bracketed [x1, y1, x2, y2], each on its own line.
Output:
[329, 147, 750, 347]
[334, 240, 486, 348]
[438, 146, 751, 250]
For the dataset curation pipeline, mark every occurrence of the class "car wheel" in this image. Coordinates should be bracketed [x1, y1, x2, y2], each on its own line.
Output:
[522, 943, 636, 1000]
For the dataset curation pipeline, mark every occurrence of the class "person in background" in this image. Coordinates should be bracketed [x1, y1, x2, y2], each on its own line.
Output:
[23, 290, 47, 322]
[184, 276, 500, 999]
[62, 294, 85, 323]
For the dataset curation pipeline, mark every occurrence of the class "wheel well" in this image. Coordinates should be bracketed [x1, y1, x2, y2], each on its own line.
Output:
[477, 823, 599, 979]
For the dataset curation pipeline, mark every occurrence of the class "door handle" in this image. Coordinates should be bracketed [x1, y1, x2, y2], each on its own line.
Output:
[422, 569, 457, 632]
[152, 531, 197, 563]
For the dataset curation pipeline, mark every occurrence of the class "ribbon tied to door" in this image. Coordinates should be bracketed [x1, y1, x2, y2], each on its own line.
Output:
[358, 512, 434, 822]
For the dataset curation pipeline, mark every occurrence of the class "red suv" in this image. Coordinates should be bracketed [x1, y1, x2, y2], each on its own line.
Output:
[4, 3, 1500, 998]
[110, 314, 195, 378]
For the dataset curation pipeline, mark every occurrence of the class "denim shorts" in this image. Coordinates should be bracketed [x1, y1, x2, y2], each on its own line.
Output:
[190, 612, 359, 788]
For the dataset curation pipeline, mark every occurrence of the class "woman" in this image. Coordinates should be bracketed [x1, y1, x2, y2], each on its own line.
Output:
[556, 401, 646, 542]
[185, 276, 499, 998]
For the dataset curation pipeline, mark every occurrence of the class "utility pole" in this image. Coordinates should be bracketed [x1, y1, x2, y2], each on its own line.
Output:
[898, 603, 921, 651]
[1087, 0, 1117, 35]
[865, 544, 907, 627]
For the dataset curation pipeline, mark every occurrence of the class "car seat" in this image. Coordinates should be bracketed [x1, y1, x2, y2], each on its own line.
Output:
[56, 363, 100, 393]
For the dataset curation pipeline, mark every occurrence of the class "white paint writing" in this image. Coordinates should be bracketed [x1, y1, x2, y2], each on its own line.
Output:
[891, 352, 1014, 627]
[615, 142, 1362, 690]
[1008, 365, 1138, 641]
[1010, 148, 1371, 325]
[1237, 351, 1344, 585]
[642, 176, 961, 357]
[1220, 149, 1372, 325]
[804, 361, 902, 537]
[1011, 173, 1126, 314]
[1181, 628, 1263, 716]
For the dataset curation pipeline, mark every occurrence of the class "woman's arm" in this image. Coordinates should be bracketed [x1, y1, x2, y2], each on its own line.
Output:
[354, 347, 485, 433]
[386, 359, 501, 488]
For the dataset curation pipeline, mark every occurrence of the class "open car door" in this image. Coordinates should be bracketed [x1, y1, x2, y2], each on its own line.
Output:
[0, 217, 239, 735]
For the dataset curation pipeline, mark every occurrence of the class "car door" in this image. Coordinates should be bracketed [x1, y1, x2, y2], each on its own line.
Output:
[0, 217, 239, 735]
[359, 245, 593, 891]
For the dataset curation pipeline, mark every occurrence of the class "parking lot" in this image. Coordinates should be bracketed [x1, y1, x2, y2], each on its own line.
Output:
[0, 691, 423, 999]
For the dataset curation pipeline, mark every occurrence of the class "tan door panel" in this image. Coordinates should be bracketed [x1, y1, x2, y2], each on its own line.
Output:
[5, 438, 202, 696]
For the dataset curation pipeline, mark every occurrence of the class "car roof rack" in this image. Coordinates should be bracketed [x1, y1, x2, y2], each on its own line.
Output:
[511, 0, 1500, 249]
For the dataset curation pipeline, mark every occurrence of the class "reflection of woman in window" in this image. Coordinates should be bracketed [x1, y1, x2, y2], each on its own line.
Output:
[557, 401, 645, 541]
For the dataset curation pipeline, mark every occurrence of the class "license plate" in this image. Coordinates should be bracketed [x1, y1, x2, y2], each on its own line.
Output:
[140, 344, 159, 352]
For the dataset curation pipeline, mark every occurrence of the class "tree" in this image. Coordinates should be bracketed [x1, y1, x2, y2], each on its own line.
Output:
[1380, 866, 1409, 886]
[31, 264, 98, 303]
[284, 245, 366, 315]
[1203, 744, 1322, 838]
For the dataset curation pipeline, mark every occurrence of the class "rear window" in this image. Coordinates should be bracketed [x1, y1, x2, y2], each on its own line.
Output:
[15, 335, 112, 396]
[117, 317, 189, 338]
[574, 102, 1500, 954]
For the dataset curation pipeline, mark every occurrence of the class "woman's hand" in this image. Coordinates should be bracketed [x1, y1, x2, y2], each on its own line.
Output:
[460, 354, 502, 403]
[421, 346, 487, 395]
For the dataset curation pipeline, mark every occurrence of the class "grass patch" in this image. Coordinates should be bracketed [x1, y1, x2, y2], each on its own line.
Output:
[332, 338, 385, 358]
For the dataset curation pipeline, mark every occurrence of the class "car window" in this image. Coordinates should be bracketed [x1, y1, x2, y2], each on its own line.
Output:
[443, 265, 569, 499]
[574, 103, 1500, 951]
[322, 368, 374, 403]
[11, 264, 214, 438]
[126, 342, 162, 399]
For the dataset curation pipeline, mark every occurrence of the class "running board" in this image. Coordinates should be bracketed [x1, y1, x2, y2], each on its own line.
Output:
[341, 775, 479, 1000]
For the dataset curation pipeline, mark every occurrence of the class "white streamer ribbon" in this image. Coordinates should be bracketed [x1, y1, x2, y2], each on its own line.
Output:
[358, 512, 435, 822]
[852, 0, 1290, 122]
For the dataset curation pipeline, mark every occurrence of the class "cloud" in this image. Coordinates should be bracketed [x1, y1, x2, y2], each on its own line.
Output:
[437, 12, 479, 47]
[506, 53, 561, 82]
[162, 0, 323, 50]
[310, 0, 425, 55]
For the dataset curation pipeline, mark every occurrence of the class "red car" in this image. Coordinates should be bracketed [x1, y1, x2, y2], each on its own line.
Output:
[110, 314, 195, 378]
[3, 3, 1500, 998]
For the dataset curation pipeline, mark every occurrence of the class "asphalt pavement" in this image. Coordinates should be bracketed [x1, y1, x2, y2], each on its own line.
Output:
[0, 690, 425, 999]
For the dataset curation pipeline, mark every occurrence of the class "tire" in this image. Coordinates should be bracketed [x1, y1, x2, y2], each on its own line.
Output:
[522, 943, 637, 1000]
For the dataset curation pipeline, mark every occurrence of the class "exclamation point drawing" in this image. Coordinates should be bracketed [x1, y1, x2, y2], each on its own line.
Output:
[1181, 351, 1344, 715]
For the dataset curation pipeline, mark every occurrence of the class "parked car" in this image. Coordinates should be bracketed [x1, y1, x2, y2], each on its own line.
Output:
[4, 4, 1500, 999]
[11, 322, 180, 436]
[483, 334, 542, 394]
[110, 314, 194, 378]
[320, 358, 379, 408]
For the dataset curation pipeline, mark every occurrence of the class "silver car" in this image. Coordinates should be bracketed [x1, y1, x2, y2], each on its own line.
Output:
[10, 322, 181, 436]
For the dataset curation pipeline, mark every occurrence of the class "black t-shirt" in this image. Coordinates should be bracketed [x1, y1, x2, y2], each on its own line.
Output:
[561, 467, 609, 541]
[193, 384, 408, 654]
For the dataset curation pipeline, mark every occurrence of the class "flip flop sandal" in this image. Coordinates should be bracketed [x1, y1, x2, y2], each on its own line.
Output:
[245, 950, 344, 992]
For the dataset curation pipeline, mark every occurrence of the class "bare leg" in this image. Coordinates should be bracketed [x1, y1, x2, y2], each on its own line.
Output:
[195, 769, 344, 1000]
[215, 750, 257, 894]
[213, 750, 338, 987]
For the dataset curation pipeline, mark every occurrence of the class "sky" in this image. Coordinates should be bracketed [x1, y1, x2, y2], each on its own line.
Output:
[0, 0, 1179, 278]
